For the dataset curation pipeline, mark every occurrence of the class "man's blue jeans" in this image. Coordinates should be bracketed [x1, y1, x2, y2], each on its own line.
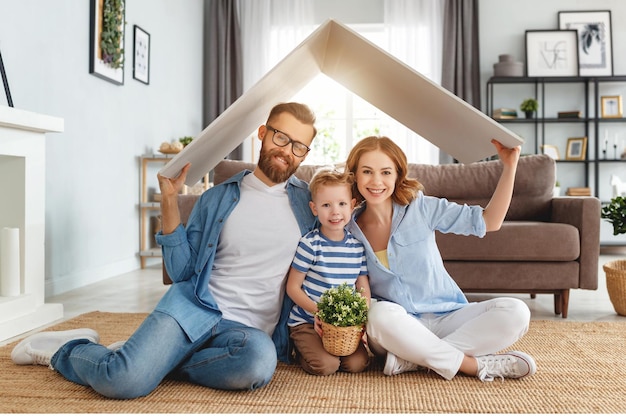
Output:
[50, 311, 277, 399]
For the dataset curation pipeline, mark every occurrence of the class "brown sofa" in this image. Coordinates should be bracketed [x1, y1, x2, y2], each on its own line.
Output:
[162, 154, 600, 318]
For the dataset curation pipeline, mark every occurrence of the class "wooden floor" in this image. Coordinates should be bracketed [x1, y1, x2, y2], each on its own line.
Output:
[3, 248, 625, 346]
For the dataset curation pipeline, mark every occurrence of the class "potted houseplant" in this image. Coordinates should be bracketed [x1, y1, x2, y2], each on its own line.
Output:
[600, 196, 626, 316]
[316, 283, 368, 356]
[179, 136, 193, 147]
[520, 98, 539, 119]
[553, 181, 561, 197]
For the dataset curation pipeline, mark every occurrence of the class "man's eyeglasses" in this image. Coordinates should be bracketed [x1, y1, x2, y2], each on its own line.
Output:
[266, 125, 311, 157]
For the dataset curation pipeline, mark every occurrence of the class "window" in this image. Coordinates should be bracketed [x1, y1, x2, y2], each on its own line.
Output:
[289, 24, 438, 166]
[239, 13, 441, 166]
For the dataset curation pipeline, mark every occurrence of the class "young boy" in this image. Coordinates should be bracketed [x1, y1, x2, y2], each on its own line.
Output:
[286, 168, 371, 376]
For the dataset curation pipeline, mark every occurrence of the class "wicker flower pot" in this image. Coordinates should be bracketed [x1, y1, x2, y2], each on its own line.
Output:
[321, 321, 363, 356]
[603, 260, 626, 316]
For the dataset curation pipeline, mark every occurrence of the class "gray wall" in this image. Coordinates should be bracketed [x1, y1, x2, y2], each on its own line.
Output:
[0, 0, 204, 295]
[479, 0, 626, 92]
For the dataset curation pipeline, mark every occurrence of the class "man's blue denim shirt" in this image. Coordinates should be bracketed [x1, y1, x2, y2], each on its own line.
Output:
[155, 170, 316, 362]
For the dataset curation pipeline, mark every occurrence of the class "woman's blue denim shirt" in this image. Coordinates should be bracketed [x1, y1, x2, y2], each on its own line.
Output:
[155, 170, 316, 362]
[347, 191, 486, 317]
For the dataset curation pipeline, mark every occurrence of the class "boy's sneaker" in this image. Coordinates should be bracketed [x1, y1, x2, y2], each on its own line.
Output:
[476, 351, 536, 382]
[11, 328, 100, 367]
[383, 352, 420, 376]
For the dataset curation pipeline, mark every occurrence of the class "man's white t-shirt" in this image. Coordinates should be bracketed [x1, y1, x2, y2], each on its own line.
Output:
[208, 173, 302, 335]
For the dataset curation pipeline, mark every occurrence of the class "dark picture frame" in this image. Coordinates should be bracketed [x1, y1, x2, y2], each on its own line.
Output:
[525, 30, 579, 77]
[89, 0, 125, 85]
[566, 137, 587, 160]
[0, 49, 13, 107]
[133, 25, 150, 85]
[558, 10, 613, 77]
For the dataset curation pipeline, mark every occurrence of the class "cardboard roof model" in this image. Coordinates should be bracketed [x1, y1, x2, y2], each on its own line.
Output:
[160, 19, 524, 186]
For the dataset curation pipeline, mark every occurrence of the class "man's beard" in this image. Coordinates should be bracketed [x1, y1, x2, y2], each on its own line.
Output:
[257, 146, 298, 184]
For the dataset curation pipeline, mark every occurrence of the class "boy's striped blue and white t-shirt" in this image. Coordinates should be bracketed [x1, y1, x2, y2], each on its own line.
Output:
[288, 228, 368, 327]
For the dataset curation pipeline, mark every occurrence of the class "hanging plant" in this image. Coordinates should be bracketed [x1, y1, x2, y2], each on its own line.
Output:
[100, 0, 125, 69]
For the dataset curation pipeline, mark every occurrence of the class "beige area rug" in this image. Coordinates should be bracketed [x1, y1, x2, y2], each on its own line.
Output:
[1, 312, 625, 414]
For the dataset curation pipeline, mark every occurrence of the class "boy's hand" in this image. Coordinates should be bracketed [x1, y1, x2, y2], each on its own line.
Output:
[314, 315, 323, 338]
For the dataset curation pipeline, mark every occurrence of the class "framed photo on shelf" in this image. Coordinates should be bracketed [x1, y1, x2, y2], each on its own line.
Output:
[541, 144, 560, 160]
[525, 30, 579, 77]
[558, 10, 613, 76]
[601, 95, 623, 118]
[566, 137, 587, 160]
[89, 0, 125, 85]
[133, 25, 150, 85]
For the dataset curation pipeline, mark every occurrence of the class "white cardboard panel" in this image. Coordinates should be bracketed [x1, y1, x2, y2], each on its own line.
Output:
[161, 20, 523, 186]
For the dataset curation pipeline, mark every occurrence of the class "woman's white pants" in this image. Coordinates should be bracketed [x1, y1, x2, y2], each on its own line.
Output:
[365, 298, 531, 380]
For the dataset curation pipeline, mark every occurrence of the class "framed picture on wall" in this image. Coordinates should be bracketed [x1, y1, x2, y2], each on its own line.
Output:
[566, 137, 587, 160]
[89, 0, 125, 85]
[601, 95, 623, 118]
[558, 10, 613, 76]
[525, 30, 579, 77]
[133, 25, 150, 85]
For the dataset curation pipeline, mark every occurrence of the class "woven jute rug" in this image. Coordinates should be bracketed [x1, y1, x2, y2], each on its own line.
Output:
[1, 311, 625, 414]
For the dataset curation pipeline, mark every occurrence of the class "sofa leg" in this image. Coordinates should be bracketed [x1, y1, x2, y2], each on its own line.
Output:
[530, 293, 536, 299]
[561, 289, 570, 319]
[553, 290, 570, 318]
[554, 293, 561, 316]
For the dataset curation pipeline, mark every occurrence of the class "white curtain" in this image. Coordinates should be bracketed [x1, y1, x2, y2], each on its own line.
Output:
[383, 0, 444, 164]
[236, 0, 314, 91]
[235, 0, 314, 161]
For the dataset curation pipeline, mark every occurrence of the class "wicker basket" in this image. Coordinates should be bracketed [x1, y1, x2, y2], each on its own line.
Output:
[603, 260, 626, 316]
[320, 321, 363, 356]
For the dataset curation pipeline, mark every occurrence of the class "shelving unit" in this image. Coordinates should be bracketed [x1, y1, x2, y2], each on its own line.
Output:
[486, 75, 626, 200]
[486, 76, 626, 246]
[138, 153, 209, 268]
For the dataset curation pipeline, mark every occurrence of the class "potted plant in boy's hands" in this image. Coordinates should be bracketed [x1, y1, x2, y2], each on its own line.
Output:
[316, 283, 368, 356]
[520, 98, 539, 119]
[601, 196, 626, 316]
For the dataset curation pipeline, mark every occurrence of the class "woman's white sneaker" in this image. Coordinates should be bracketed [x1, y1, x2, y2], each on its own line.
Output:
[11, 328, 100, 366]
[476, 351, 536, 382]
[383, 352, 420, 376]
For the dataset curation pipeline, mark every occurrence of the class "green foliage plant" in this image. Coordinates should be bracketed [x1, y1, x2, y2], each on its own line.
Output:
[316, 283, 368, 327]
[520, 98, 539, 112]
[179, 136, 193, 147]
[101, 0, 125, 69]
[602, 196, 626, 235]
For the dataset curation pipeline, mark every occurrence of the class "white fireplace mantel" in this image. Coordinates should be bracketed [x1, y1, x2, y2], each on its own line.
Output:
[0, 106, 64, 342]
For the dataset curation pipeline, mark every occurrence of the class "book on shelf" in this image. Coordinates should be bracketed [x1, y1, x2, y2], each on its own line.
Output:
[566, 187, 591, 196]
[492, 108, 518, 119]
[557, 110, 582, 119]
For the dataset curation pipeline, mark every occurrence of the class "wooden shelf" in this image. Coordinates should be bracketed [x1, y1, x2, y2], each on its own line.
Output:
[138, 154, 209, 268]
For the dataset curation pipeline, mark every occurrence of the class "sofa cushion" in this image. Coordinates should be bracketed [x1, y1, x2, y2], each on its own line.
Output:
[409, 154, 555, 221]
[214, 155, 554, 221]
[444, 261, 580, 290]
[436, 221, 579, 262]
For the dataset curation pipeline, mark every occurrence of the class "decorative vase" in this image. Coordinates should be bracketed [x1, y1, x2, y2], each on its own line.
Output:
[320, 321, 363, 356]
